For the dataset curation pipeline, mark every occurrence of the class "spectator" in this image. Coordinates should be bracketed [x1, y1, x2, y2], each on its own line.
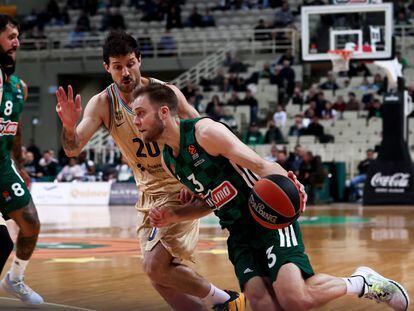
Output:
[319, 72, 339, 90]
[227, 91, 241, 107]
[243, 123, 264, 145]
[78, 151, 96, 181]
[219, 107, 237, 132]
[264, 120, 285, 144]
[274, 1, 294, 28]
[276, 49, 294, 66]
[211, 68, 226, 89]
[306, 116, 325, 138]
[279, 59, 295, 98]
[348, 61, 370, 77]
[65, 25, 85, 48]
[166, 4, 182, 29]
[57, 157, 84, 182]
[264, 144, 278, 162]
[291, 86, 304, 110]
[321, 102, 337, 120]
[38, 150, 59, 180]
[273, 104, 287, 128]
[289, 114, 306, 137]
[346, 92, 361, 111]
[304, 101, 316, 120]
[205, 95, 222, 113]
[298, 151, 326, 205]
[233, 77, 247, 92]
[186, 6, 204, 27]
[202, 8, 216, 27]
[116, 155, 133, 182]
[349, 149, 375, 201]
[372, 73, 385, 92]
[158, 28, 176, 57]
[242, 89, 258, 124]
[366, 98, 381, 124]
[181, 80, 197, 100]
[287, 144, 305, 175]
[332, 95, 346, 119]
[276, 149, 292, 171]
[24, 151, 42, 181]
[100, 6, 113, 31]
[229, 57, 248, 73]
[110, 8, 126, 30]
[315, 92, 327, 118]
[27, 138, 42, 163]
[395, 51, 409, 70]
[254, 19, 271, 42]
[141, 0, 165, 21]
[76, 11, 91, 31]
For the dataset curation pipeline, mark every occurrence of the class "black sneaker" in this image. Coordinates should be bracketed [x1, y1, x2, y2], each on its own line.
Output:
[213, 290, 246, 311]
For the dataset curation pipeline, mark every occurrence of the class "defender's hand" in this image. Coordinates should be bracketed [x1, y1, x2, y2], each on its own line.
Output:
[55, 85, 82, 130]
[178, 187, 196, 205]
[287, 171, 307, 213]
[149, 206, 177, 227]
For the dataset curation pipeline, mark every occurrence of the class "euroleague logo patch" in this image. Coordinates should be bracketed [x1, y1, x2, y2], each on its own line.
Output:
[0, 118, 18, 136]
[203, 181, 238, 210]
[188, 144, 197, 156]
[2, 191, 12, 202]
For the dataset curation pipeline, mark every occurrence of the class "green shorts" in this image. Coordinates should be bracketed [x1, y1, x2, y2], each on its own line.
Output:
[0, 157, 31, 217]
[227, 220, 314, 289]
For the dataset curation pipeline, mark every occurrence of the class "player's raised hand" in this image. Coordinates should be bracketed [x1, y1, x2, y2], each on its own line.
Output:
[149, 206, 177, 227]
[287, 171, 307, 213]
[55, 85, 82, 130]
[178, 187, 196, 204]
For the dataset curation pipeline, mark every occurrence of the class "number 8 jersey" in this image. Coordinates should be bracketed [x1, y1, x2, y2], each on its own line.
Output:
[106, 78, 182, 195]
[0, 74, 25, 161]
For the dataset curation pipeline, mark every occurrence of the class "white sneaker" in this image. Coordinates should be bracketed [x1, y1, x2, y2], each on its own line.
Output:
[1, 272, 44, 305]
[352, 266, 409, 311]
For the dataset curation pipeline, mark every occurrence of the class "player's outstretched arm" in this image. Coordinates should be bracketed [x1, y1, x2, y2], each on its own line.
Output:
[168, 84, 199, 119]
[196, 119, 287, 177]
[56, 86, 104, 157]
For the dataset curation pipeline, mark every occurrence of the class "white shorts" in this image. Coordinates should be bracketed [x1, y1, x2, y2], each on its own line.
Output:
[136, 191, 199, 262]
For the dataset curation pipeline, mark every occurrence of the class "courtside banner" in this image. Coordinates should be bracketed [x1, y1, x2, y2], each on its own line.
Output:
[109, 183, 139, 206]
[32, 182, 111, 205]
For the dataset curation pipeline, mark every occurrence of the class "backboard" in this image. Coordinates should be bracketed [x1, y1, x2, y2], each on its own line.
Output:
[301, 3, 393, 61]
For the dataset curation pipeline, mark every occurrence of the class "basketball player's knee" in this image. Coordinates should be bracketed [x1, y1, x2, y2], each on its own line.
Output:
[279, 292, 313, 311]
[142, 257, 167, 283]
[245, 286, 273, 309]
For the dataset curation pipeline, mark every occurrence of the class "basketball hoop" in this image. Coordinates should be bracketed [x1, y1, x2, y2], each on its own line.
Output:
[328, 49, 354, 73]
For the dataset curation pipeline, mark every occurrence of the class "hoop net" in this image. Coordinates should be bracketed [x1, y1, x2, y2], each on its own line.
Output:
[328, 49, 354, 73]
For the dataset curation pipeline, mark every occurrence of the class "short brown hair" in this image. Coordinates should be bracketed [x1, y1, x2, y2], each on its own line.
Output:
[133, 84, 178, 113]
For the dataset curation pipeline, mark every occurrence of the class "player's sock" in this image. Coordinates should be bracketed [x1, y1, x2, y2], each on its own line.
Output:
[0, 225, 13, 275]
[9, 256, 28, 281]
[202, 284, 231, 305]
[342, 276, 365, 295]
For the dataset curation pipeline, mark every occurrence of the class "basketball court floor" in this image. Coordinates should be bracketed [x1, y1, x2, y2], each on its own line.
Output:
[0, 203, 413, 310]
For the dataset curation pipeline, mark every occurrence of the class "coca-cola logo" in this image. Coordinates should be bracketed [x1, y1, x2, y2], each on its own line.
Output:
[370, 173, 410, 188]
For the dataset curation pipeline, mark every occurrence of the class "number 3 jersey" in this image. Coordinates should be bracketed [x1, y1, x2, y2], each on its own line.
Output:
[0, 74, 25, 161]
[107, 78, 181, 195]
[163, 118, 260, 229]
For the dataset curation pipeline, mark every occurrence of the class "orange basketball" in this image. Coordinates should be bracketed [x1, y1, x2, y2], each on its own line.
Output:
[248, 174, 301, 230]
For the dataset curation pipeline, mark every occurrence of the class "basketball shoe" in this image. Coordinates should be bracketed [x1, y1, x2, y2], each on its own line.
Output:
[213, 290, 246, 311]
[1, 272, 44, 305]
[351, 266, 409, 311]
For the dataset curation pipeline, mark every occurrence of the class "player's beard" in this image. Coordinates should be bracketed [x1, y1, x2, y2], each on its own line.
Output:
[0, 45, 15, 76]
[116, 75, 137, 93]
[143, 113, 165, 143]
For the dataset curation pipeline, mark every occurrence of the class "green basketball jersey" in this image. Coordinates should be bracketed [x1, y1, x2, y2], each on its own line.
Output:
[163, 118, 259, 228]
[0, 75, 25, 161]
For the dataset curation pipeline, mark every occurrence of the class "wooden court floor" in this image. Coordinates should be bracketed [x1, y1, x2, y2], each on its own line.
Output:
[0, 203, 413, 311]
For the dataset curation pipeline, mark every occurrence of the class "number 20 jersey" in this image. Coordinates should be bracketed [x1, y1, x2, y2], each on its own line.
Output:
[106, 78, 181, 195]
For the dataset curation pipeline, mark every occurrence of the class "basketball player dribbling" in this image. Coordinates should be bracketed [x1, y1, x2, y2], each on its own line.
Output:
[55, 31, 244, 311]
[0, 14, 43, 305]
[132, 83, 410, 311]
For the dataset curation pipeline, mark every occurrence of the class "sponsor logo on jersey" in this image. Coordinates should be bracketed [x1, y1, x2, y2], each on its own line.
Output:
[0, 118, 18, 136]
[115, 110, 124, 122]
[203, 181, 238, 210]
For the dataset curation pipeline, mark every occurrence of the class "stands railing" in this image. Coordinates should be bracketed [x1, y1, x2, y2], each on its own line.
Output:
[18, 28, 297, 61]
